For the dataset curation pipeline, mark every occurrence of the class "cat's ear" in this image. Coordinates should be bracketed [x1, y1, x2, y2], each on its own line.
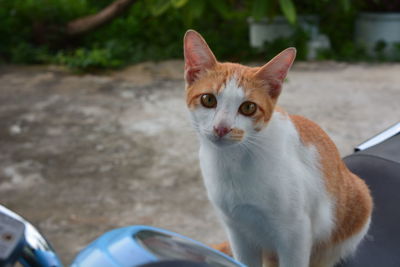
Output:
[254, 47, 296, 99]
[184, 30, 217, 86]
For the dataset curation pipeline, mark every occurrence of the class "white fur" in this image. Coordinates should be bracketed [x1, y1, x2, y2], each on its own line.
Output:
[189, 78, 368, 267]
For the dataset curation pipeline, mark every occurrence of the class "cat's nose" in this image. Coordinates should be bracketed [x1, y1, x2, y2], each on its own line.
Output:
[213, 126, 231, 137]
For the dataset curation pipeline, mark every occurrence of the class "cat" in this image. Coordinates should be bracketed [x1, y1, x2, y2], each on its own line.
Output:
[183, 30, 373, 267]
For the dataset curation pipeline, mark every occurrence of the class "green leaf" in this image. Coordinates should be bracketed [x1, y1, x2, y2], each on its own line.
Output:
[187, 0, 205, 19]
[150, 0, 171, 16]
[339, 0, 350, 12]
[182, 3, 193, 27]
[171, 0, 188, 8]
[251, 0, 267, 20]
[208, 0, 231, 19]
[251, 0, 278, 21]
[279, 0, 296, 25]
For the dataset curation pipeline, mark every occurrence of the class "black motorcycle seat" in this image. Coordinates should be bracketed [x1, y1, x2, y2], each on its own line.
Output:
[339, 133, 400, 267]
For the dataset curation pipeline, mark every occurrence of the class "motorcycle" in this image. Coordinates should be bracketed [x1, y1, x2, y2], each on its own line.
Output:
[1, 122, 399, 267]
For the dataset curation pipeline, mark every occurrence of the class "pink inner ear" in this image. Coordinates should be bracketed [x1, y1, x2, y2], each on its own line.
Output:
[275, 68, 289, 81]
[268, 80, 282, 98]
[254, 48, 296, 98]
[185, 67, 201, 85]
[184, 30, 217, 85]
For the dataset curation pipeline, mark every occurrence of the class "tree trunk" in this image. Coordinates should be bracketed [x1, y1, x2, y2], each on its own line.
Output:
[66, 0, 137, 37]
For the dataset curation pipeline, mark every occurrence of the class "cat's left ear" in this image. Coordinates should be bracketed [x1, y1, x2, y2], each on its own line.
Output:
[254, 47, 296, 99]
[184, 30, 217, 86]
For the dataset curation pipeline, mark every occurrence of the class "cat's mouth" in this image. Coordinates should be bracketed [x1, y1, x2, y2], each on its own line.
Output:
[205, 133, 243, 147]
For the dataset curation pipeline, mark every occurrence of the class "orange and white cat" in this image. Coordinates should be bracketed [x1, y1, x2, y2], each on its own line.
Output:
[184, 30, 373, 267]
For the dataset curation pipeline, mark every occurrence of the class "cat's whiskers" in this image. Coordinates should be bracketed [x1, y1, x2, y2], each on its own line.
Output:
[238, 142, 256, 159]
[243, 135, 265, 149]
[190, 122, 213, 136]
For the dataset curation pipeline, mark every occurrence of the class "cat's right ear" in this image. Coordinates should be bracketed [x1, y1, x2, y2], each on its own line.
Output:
[184, 30, 217, 86]
[254, 47, 296, 99]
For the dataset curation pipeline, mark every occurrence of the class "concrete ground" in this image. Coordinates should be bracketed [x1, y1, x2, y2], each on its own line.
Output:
[0, 61, 399, 264]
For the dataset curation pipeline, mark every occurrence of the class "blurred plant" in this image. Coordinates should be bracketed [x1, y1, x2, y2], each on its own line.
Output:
[393, 43, 400, 61]
[374, 40, 387, 61]
[262, 28, 309, 60]
[55, 46, 123, 71]
[1, 0, 399, 71]
[251, 0, 296, 24]
[147, 0, 248, 26]
[36, 0, 251, 71]
[357, 0, 400, 12]
[250, 0, 351, 25]
[316, 0, 360, 60]
[335, 41, 370, 61]
[10, 43, 51, 64]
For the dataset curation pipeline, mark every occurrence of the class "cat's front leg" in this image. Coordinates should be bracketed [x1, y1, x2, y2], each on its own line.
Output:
[277, 217, 312, 267]
[226, 226, 262, 267]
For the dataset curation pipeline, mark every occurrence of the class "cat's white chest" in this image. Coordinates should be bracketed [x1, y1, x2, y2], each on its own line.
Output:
[198, 113, 334, 246]
[199, 146, 292, 250]
[200, 144, 289, 234]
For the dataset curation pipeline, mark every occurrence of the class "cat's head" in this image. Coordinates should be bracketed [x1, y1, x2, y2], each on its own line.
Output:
[184, 30, 296, 147]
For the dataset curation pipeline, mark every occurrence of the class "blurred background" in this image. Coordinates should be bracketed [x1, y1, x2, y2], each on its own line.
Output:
[0, 0, 399, 265]
[2, 0, 400, 70]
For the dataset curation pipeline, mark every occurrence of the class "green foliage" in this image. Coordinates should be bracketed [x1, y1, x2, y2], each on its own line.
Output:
[0, 0, 399, 71]
[148, 0, 245, 26]
[250, 0, 351, 25]
[262, 28, 309, 60]
[0, 0, 251, 71]
[55, 46, 123, 71]
[279, 0, 296, 24]
[373, 40, 387, 61]
[0, 0, 95, 62]
[10, 43, 51, 64]
[251, 0, 295, 23]
[393, 43, 400, 61]
[335, 41, 369, 61]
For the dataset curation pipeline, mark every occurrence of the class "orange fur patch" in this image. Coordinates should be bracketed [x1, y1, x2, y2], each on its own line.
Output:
[290, 115, 373, 245]
[210, 241, 232, 257]
[212, 241, 278, 267]
[229, 128, 245, 141]
[262, 250, 279, 267]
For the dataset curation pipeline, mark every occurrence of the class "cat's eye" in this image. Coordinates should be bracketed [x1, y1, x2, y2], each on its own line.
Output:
[239, 101, 257, 116]
[200, 94, 217, 108]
